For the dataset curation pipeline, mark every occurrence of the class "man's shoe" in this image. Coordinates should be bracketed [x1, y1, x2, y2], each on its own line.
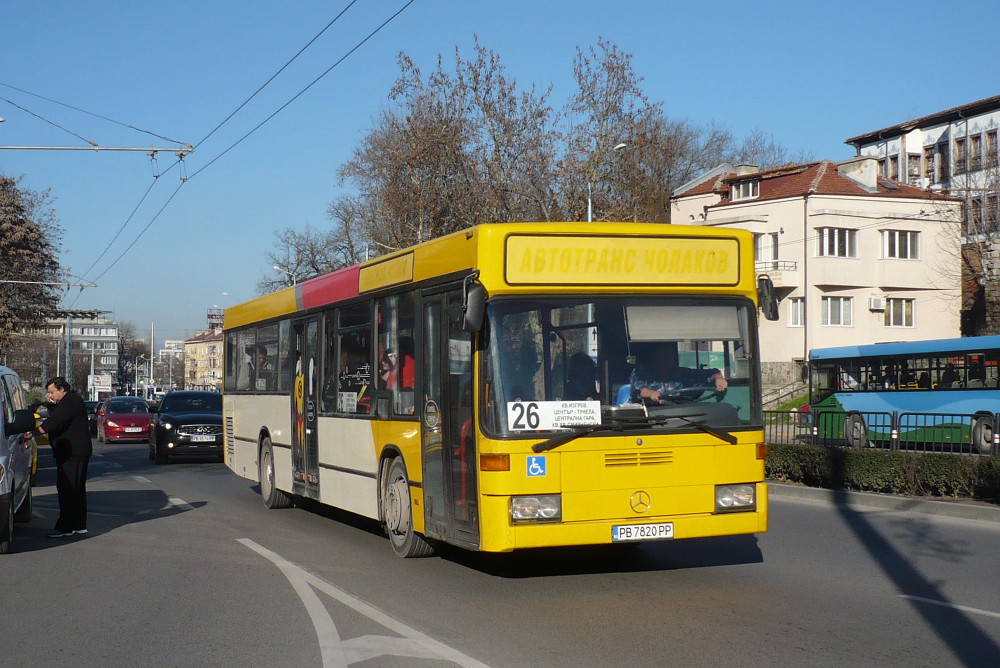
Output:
[47, 530, 73, 538]
[73, 529, 89, 535]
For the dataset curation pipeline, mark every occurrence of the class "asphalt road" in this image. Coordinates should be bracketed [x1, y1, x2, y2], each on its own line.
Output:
[4, 440, 999, 667]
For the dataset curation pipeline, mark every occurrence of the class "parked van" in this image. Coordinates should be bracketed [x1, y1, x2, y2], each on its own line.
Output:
[1, 366, 37, 553]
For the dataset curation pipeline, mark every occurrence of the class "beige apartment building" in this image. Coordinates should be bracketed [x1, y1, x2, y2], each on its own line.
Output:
[184, 329, 222, 391]
[671, 157, 963, 384]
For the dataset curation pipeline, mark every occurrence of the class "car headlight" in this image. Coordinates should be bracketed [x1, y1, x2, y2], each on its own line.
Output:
[715, 484, 756, 512]
[106, 420, 120, 428]
[511, 495, 561, 523]
[161, 422, 173, 430]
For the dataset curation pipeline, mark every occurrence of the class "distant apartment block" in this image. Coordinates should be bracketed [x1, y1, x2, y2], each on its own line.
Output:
[846, 95, 1000, 333]
[184, 329, 222, 391]
[671, 158, 963, 383]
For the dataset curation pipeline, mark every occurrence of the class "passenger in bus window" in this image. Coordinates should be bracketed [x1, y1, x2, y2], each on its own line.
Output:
[563, 353, 598, 400]
[917, 372, 931, 389]
[380, 349, 398, 388]
[250, 345, 273, 391]
[940, 363, 958, 388]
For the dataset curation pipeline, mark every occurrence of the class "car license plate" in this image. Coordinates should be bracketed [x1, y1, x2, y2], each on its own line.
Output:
[612, 522, 673, 542]
[125, 427, 143, 433]
[191, 434, 215, 442]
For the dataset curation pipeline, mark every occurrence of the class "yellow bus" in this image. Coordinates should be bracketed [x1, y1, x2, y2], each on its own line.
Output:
[223, 222, 777, 557]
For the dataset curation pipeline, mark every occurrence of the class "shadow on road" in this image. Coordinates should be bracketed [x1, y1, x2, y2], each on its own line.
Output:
[826, 448, 1000, 664]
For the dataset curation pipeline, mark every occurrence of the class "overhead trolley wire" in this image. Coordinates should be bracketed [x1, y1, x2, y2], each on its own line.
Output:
[71, 0, 415, 294]
[188, 0, 415, 180]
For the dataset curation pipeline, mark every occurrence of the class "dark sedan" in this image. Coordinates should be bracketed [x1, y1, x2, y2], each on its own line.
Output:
[149, 391, 223, 464]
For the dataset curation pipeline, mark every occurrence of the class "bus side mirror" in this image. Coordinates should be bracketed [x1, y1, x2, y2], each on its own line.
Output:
[462, 282, 486, 333]
[757, 275, 779, 321]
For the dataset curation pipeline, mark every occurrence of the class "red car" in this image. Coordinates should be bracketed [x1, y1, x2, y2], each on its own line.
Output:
[96, 397, 152, 443]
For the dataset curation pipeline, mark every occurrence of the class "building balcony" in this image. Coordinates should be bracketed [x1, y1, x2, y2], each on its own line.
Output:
[755, 260, 800, 289]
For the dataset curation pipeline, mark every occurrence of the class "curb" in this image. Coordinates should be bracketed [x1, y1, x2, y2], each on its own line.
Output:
[767, 481, 1000, 524]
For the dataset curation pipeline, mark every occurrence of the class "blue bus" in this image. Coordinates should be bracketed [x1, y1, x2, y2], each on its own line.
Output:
[808, 335, 1000, 454]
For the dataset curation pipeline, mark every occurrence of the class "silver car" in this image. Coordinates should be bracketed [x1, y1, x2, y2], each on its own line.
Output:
[1, 366, 37, 554]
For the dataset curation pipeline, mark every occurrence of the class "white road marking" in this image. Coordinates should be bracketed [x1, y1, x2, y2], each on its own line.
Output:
[169, 497, 194, 511]
[901, 595, 1000, 619]
[238, 538, 489, 668]
[134, 476, 151, 483]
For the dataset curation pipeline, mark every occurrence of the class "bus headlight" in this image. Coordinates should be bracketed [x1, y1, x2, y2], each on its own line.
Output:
[715, 484, 756, 512]
[511, 495, 561, 523]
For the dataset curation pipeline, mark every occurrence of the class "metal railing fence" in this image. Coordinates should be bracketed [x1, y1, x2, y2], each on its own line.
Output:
[763, 409, 999, 456]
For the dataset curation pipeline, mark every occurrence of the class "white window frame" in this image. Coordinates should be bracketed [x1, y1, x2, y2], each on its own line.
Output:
[732, 180, 759, 201]
[816, 227, 857, 258]
[789, 297, 804, 327]
[884, 298, 914, 328]
[882, 230, 920, 259]
[821, 296, 853, 327]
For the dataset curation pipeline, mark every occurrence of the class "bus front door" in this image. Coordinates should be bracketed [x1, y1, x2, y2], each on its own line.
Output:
[421, 292, 479, 548]
[292, 317, 320, 500]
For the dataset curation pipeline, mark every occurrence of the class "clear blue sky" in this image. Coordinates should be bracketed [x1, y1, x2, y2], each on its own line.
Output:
[2, 0, 997, 350]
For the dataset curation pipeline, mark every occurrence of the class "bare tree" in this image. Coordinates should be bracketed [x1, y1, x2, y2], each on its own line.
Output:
[316, 37, 805, 263]
[257, 226, 351, 293]
[117, 322, 150, 395]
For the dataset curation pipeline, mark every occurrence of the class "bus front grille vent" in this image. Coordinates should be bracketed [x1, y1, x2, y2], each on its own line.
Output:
[605, 451, 674, 468]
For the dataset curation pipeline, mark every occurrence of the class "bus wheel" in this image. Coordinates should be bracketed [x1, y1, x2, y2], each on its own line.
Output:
[972, 416, 995, 455]
[260, 439, 293, 509]
[845, 414, 869, 448]
[382, 458, 434, 558]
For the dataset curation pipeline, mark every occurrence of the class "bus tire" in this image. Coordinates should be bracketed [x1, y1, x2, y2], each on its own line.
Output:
[382, 457, 434, 558]
[972, 415, 995, 455]
[845, 414, 869, 448]
[260, 439, 294, 509]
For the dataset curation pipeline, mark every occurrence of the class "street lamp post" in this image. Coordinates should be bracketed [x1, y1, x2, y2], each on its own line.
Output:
[273, 264, 298, 286]
[587, 142, 629, 222]
[135, 354, 145, 397]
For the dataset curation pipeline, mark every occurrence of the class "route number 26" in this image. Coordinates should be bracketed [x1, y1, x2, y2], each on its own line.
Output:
[510, 402, 540, 430]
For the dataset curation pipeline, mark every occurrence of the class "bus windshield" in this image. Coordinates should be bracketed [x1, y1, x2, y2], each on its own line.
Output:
[483, 297, 759, 437]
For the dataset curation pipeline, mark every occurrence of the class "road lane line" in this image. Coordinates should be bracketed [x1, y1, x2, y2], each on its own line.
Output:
[902, 595, 1000, 620]
[169, 497, 194, 511]
[238, 538, 489, 668]
[134, 476, 151, 483]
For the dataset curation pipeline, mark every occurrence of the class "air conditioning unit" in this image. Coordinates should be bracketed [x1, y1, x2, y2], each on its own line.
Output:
[868, 296, 886, 311]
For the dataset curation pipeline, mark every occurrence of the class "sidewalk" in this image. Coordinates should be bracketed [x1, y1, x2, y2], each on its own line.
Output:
[768, 481, 1000, 524]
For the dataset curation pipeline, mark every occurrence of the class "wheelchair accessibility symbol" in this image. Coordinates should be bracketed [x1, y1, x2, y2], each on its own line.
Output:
[527, 456, 546, 477]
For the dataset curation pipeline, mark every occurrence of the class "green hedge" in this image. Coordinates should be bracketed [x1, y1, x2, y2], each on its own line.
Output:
[766, 442, 1000, 501]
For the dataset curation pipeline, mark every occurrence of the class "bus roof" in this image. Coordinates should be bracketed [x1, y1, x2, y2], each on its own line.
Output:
[224, 221, 756, 330]
[809, 334, 1000, 361]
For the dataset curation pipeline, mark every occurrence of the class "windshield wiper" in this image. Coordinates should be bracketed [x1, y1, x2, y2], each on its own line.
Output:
[647, 413, 737, 444]
[532, 424, 614, 453]
[531, 408, 738, 452]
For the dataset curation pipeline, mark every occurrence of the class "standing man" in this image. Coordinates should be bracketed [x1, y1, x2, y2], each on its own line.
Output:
[35, 377, 92, 537]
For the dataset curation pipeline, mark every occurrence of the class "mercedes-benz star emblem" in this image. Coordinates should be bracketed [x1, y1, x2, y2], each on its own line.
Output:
[630, 490, 651, 513]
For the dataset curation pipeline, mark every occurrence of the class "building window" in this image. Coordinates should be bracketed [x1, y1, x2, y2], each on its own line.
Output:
[907, 153, 921, 183]
[754, 232, 779, 269]
[817, 227, 857, 258]
[987, 130, 998, 165]
[821, 296, 852, 326]
[969, 198, 984, 236]
[882, 230, 920, 259]
[955, 137, 967, 174]
[970, 134, 982, 171]
[789, 298, 804, 327]
[938, 142, 950, 180]
[884, 298, 913, 327]
[987, 194, 1000, 234]
[888, 155, 899, 180]
[877, 158, 886, 177]
[732, 180, 760, 201]
[923, 146, 935, 181]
